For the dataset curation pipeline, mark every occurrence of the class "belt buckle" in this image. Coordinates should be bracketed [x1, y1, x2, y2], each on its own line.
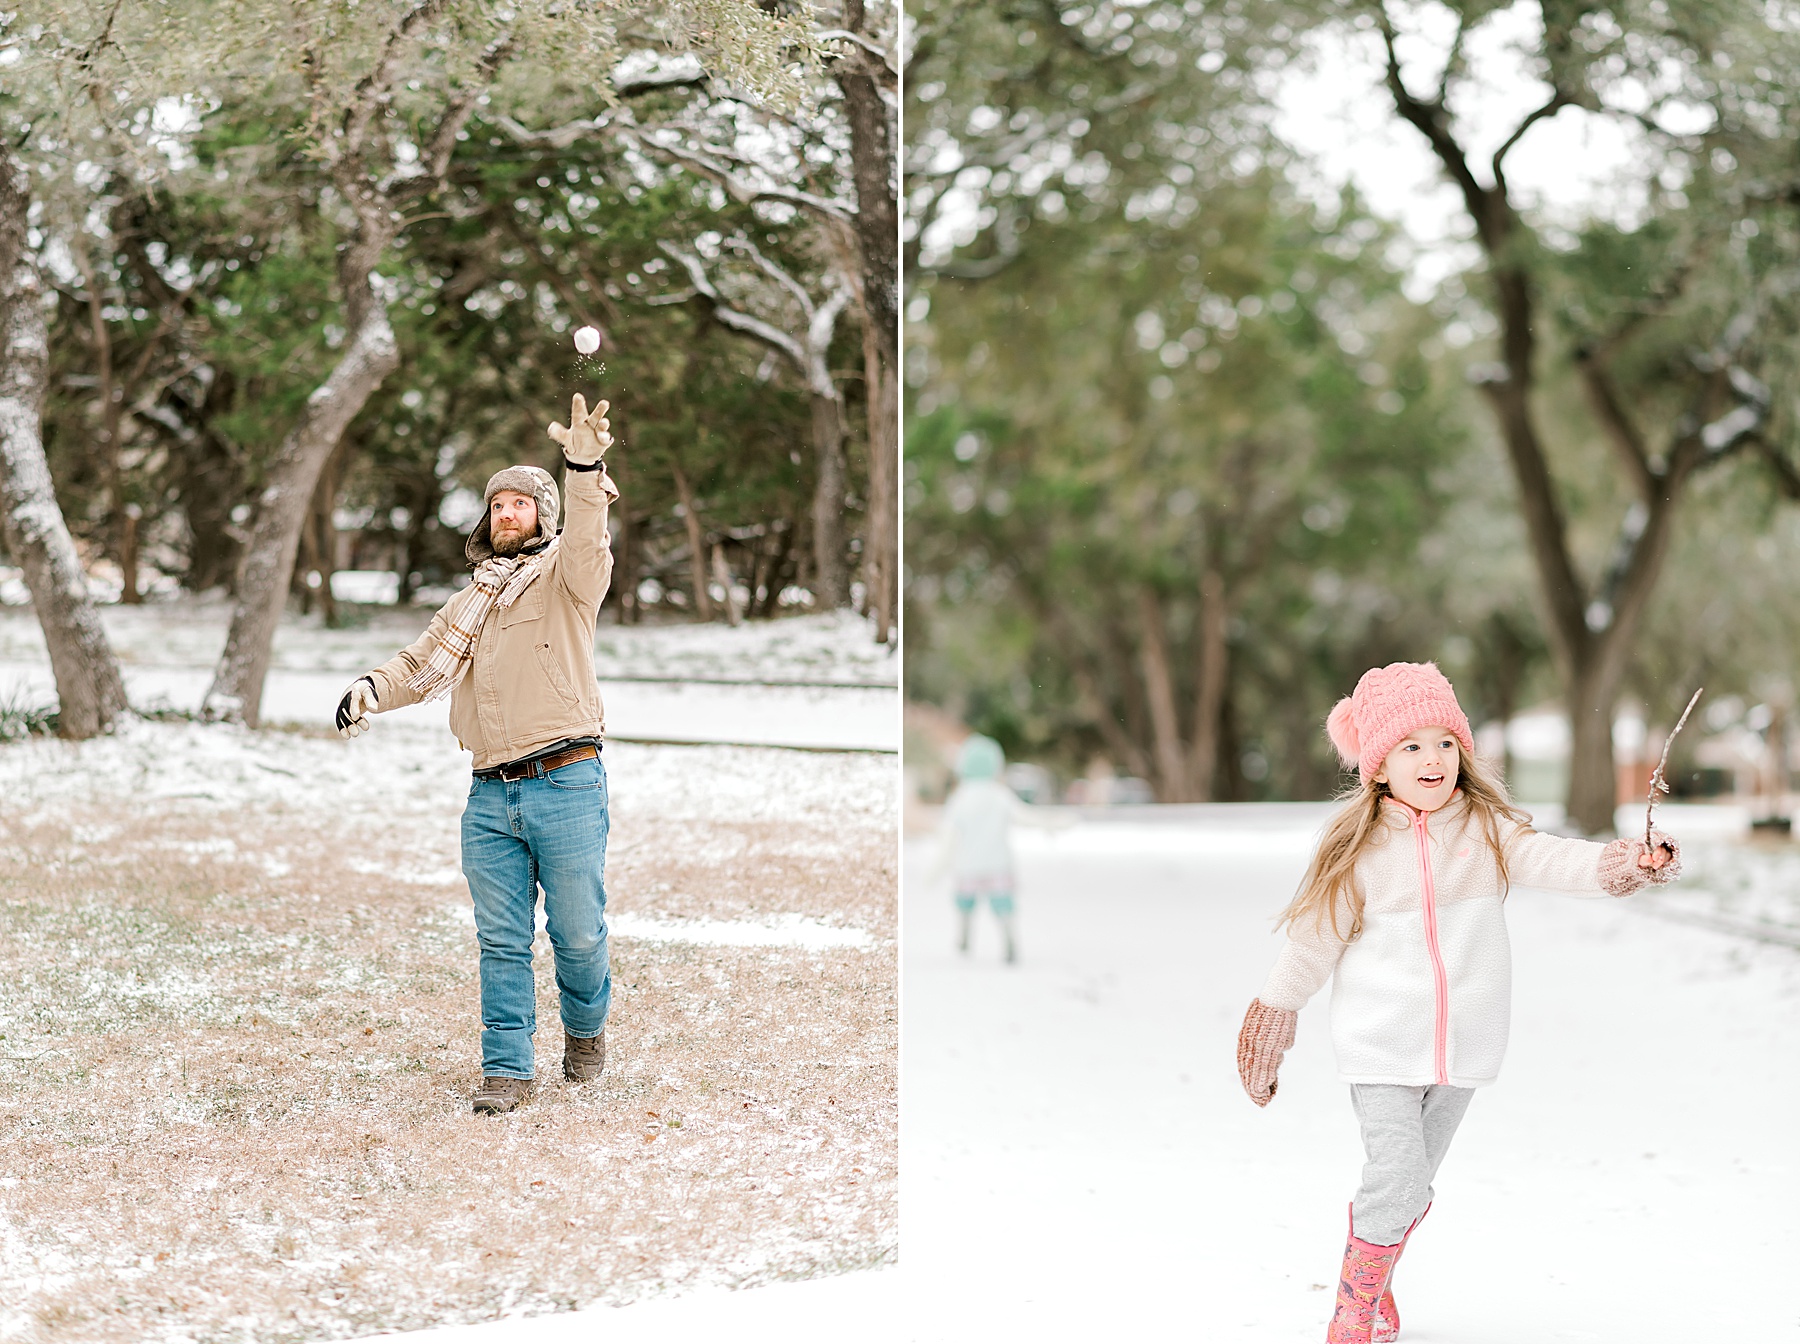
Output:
[499, 760, 532, 782]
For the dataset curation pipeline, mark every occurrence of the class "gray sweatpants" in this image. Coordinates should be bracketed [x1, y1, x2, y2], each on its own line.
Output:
[1350, 1083, 1475, 1245]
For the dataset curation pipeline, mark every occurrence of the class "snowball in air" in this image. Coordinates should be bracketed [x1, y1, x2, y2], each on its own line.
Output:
[573, 326, 602, 355]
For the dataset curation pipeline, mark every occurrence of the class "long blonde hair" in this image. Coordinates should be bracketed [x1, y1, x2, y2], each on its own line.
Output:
[1277, 745, 1532, 943]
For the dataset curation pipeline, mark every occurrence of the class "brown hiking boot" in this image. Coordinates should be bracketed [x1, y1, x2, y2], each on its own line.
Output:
[563, 1029, 606, 1082]
[470, 1075, 533, 1115]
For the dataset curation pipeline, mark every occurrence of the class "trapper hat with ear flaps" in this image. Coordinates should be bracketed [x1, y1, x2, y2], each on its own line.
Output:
[1327, 661, 1474, 784]
[465, 466, 560, 565]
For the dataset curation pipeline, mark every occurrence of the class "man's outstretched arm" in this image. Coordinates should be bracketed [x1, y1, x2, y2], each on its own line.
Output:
[347, 598, 457, 725]
[547, 392, 619, 609]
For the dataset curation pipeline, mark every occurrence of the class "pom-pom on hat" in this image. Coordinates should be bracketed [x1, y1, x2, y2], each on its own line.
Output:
[1327, 661, 1474, 784]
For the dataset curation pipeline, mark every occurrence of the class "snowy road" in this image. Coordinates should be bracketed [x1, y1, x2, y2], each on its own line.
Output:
[900, 808, 1800, 1342]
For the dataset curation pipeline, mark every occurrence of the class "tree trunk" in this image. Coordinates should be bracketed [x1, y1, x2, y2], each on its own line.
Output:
[0, 151, 129, 738]
[179, 411, 248, 595]
[712, 542, 742, 626]
[315, 443, 345, 627]
[839, 2, 898, 643]
[753, 520, 796, 618]
[613, 511, 638, 624]
[70, 233, 138, 606]
[204, 262, 397, 723]
[396, 471, 437, 606]
[839, 3, 897, 368]
[315, 506, 339, 628]
[120, 505, 141, 604]
[295, 510, 318, 618]
[669, 458, 714, 620]
[861, 322, 898, 642]
[810, 391, 851, 608]
[1136, 588, 1188, 801]
[1565, 655, 1623, 836]
[1187, 566, 1229, 803]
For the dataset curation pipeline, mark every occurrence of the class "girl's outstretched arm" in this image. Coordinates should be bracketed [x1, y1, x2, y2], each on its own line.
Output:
[1503, 823, 1682, 896]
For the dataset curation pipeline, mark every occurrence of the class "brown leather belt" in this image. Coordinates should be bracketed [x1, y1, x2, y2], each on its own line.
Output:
[477, 743, 599, 783]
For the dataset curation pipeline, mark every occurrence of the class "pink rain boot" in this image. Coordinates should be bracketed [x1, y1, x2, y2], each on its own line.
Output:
[1372, 1204, 1430, 1344]
[1324, 1211, 1402, 1344]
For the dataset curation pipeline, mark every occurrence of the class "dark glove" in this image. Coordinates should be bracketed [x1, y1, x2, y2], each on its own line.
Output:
[335, 678, 377, 738]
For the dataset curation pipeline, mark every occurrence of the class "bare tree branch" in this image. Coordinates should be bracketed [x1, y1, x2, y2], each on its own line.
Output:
[1436, 7, 1468, 104]
[1491, 91, 1572, 188]
[342, 0, 448, 164]
[725, 236, 816, 315]
[1375, 5, 1491, 234]
[1575, 348, 1656, 497]
[391, 30, 515, 206]
[1750, 433, 1800, 498]
[626, 130, 855, 224]
[904, 80, 1158, 184]
[657, 242, 808, 370]
[816, 28, 896, 78]
[483, 61, 714, 150]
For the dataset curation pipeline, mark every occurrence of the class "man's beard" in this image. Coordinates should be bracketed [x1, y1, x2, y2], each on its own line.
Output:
[491, 524, 536, 558]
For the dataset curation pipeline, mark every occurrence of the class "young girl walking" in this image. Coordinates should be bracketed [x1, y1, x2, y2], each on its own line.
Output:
[1236, 662, 1679, 1344]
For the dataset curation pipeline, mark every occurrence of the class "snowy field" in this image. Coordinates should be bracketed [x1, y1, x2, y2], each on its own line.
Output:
[0, 609, 897, 1343]
[0, 604, 897, 752]
[897, 804, 1800, 1342]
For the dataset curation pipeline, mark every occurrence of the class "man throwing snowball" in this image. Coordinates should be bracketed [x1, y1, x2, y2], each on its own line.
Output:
[335, 393, 618, 1115]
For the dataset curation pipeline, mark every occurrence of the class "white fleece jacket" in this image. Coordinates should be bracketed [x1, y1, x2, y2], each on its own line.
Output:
[1257, 795, 1616, 1089]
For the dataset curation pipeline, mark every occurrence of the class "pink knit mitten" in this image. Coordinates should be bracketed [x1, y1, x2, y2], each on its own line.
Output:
[1236, 998, 1297, 1107]
[1598, 829, 1681, 896]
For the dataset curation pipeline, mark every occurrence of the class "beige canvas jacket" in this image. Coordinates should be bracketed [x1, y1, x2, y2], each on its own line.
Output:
[366, 466, 618, 769]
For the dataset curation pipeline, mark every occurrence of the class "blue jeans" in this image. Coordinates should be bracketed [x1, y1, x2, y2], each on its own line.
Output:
[460, 754, 611, 1079]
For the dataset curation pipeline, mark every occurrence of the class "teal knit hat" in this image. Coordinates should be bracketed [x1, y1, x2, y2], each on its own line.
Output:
[955, 734, 1005, 781]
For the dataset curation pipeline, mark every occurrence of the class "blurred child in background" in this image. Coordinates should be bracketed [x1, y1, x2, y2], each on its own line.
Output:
[938, 734, 1029, 963]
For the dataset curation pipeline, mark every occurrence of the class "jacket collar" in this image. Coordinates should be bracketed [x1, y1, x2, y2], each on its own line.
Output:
[1381, 789, 1466, 829]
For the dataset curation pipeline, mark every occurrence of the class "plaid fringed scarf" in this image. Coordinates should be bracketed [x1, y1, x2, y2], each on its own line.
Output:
[405, 538, 561, 702]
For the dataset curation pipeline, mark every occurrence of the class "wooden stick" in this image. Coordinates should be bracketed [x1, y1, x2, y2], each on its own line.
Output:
[1646, 687, 1704, 849]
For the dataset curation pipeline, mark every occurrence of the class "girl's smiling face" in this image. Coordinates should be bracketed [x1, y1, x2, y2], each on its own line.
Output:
[1376, 726, 1462, 812]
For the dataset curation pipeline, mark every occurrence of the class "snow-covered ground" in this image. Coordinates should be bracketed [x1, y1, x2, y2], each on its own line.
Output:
[0, 604, 896, 751]
[0, 609, 897, 1344]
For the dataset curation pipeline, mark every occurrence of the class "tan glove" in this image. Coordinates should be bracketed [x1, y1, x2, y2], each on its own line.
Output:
[1598, 829, 1681, 896]
[1237, 998, 1297, 1108]
[548, 393, 612, 465]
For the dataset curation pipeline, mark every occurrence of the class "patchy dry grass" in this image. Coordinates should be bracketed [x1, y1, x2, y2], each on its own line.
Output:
[0, 735, 895, 1343]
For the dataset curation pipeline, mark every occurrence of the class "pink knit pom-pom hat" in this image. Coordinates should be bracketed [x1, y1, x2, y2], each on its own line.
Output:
[1327, 661, 1474, 784]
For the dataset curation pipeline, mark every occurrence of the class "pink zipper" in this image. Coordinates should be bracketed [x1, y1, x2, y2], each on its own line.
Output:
[1406, 804, 1451, 1086]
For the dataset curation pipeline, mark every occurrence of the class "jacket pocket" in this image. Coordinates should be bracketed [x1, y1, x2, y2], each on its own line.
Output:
[499, 583, 547, 628]
[533, 640, 584, 711]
